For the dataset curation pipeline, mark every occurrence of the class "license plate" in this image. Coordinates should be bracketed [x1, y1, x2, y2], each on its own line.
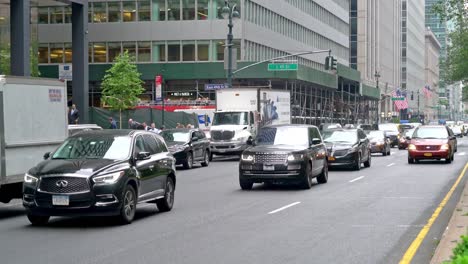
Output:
[263, 165, 275, 171]
[52, 195, 69, 206]
[328, 156, 336, 161]
[424, 153, 433, 157]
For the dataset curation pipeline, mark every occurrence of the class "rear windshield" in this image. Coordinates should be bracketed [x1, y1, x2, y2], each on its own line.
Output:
[412, 127, 448, 139]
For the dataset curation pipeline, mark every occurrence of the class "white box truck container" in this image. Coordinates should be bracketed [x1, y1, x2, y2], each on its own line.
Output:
[209, 88, 291, 157]
[0, 76, 68, 203]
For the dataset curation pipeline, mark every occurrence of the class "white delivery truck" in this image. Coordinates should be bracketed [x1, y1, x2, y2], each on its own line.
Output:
[209, 88, 291, 157]
[0, 76, 68, 203]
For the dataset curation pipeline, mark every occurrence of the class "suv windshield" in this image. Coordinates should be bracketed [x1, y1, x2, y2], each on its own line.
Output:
[212, 112, 248, 126]
[368, 131, 384, 139]
[52, 135, 131, 160]
[323, 130, 357, 144]
[161, 131, 190, 143]
[379, 124, 399, 132]
[256, 127, 308, 146]
[412, 127, 448, 139]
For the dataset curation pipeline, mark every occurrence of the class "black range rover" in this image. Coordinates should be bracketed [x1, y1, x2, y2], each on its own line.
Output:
[23, 130, 176, 225]
[239, 125, 328, 190]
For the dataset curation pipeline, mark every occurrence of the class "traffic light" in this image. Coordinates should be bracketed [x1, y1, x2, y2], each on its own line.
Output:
[325, 56, 331, 70]
[331, 57, 338, 70]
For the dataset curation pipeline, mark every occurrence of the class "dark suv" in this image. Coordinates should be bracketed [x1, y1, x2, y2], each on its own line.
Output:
[239, 125, 328, 190]
[23, 130, 176, 225]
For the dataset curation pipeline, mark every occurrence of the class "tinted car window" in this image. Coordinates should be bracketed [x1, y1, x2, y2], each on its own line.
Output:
[309, 127, 321, 144]
[155, 137, 168, 153]
[256, 127, 308, 146]
[368, 131, 385, 139]
[196, 131, 206, 139]
[53, 135, 132, 160]
[413, 127, 449, 139]
[143, 134, 159, 155]
[134, 136, 146, 155]
[323, 130, 357, 144]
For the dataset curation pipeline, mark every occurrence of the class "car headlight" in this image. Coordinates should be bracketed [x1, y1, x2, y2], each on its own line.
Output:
[24, 173, 38, 185]
[408, 144, 416, 150]
[241, 153, 254, 161]
[440, 144, 450, 150]
[93, 171, 124, 185]
[287, 154, 304, 161]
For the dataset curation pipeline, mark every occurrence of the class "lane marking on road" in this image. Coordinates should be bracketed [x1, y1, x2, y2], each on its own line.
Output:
[399, 162, 468, 264]
[457, 152, 466, 156]
[387, 163, 396, 167]
[268, 202, 301, 215]
[349, 176, 365, 183]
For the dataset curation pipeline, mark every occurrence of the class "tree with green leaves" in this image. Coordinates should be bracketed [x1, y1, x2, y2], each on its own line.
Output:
[0, 42, 40, 77]
[101, 50, 145, 129]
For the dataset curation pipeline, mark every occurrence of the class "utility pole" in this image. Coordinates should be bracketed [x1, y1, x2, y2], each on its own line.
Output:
[221, 1, 240, 88]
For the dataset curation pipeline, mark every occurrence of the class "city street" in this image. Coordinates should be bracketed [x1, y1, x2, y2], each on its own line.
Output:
[1, 139, 468, 264]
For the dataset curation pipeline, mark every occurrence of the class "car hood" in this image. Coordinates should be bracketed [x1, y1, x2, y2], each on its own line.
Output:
[29, 159, 120, 177]
[210, 125, 248, 132]
[324, 142, 355, 150]
[385, 131, 399, 136]
[166, 141, 187, 147]
[411, 139, 448, 145]
[247, 145, 306, 153]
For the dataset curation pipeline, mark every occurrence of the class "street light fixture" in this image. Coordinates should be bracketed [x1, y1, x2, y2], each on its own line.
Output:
[221, 0, 240, 88]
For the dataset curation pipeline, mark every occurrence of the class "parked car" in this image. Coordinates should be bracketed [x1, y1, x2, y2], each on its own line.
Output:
[367, 130, 391, 156]
[323, 128, 371, 170]
[160, 128, 210, 169]
[239, 125, 328, 190]
[23, 130, 176, 225]
[452, 126, 463, 138]
[378, 123, 400, 147]
[68, 124, 103, 136]
[407, 125, 457, 164]
[398, 129, 415, 150]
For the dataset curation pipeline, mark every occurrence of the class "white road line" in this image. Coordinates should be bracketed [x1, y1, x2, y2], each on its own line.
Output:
[349, 176, 365, 183]
[268, 202, 301, 215]
[387, 163, 395, 167]
[0, 202, 22, 208]
[457, 152, 466, 156]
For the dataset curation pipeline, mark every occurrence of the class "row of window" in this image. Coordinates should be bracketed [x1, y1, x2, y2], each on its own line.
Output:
[38, 40, 241, 64]
[284, 0, 349, 35]
[245, 1, 348, 60]
[244, 40, 324, 71]
[37, 0, 240, 24]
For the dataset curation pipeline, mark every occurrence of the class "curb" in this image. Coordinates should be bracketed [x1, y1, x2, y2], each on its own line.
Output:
[431, 181, 468, 264]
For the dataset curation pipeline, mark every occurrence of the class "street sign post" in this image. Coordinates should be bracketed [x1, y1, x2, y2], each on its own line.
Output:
[267, 63, 298, 71]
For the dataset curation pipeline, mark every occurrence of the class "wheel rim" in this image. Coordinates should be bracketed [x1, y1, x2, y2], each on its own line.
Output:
[307, 163, 313, 185]
[323, 164, 328, 180]
[205, 152, 209, 165]
[124, 190, 135, 218]
[188, 154, 193, 168]
[166, 180, 174, 206]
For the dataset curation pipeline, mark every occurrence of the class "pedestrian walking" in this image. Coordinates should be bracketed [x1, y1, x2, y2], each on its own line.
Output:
[176, 123, 185, 128]
[109, 117, 117, 129]
[68, 104, 79, 124]
[128, 118, 140, 129]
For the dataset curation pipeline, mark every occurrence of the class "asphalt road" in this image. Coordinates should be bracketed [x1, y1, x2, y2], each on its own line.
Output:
[1, 139, 468, 264]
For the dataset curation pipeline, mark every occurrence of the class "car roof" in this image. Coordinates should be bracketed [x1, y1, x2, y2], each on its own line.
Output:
[68, 129, 154, 138]
[68, 124, 102, 129]
[161, 128, 199, 132]
[262, 124, 319, 129]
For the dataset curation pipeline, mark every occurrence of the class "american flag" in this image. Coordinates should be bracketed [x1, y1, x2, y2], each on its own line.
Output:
[392, 90, 408, 110]
[422, 85, 432, 98]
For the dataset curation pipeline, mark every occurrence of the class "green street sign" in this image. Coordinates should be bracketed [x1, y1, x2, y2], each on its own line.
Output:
[268, 63, 298, 71]
[392, 97, 404, 101]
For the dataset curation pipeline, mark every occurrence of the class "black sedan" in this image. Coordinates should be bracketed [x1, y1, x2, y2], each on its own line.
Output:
[23, 130, 176, 225]
[324, 129, 371, 170]
[160, 129, 210, 169]
[367, 130, 391, 156]
[239, 124, 328, 190]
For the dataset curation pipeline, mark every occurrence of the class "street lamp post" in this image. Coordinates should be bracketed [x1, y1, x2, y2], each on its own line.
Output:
[221, 1, 240, 88]
[374, 71, 381, 124]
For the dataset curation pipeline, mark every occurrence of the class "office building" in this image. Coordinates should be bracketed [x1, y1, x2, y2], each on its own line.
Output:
[424, 28, 440, 121]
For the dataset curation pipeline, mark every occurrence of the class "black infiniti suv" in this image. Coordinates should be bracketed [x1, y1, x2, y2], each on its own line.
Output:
[23, 130, 176, 225]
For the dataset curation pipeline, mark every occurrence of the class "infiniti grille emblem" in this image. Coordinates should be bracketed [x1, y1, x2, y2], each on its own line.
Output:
[56, 180, 68, 188]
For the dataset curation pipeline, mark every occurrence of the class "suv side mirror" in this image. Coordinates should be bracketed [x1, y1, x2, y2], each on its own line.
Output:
[246, 138, 254, 145]
[311, 138, 322, 145]
[136, 152, 151, 160]
[43, 152, 50, 160]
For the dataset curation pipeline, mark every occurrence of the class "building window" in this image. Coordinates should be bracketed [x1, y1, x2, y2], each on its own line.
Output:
[38, 44, 49, 63]
[50, 7, 64, 24]
[168, 42, 181, 61]
[216, 40, 224, 61]
[182, 0, 195, 20]
[123, 1, 137, 21]
[197, 41, 209, 61]
[88, 3, 93, 23]
[138, 41, 151, 62]
[108, 42, 122, 62]
[152, 42, 166, 61]
[138, 0, 151, 21]
[198, 0, 209, 20]
[182, 41, 195, 61]
[93, 43, 107, 62]
[50, 43, 64, 63]
[123, 42, 137, 57]
[233, 39, 241, 60]
[108, 2, 121, 22]
[64, 43, 72, 63]
[167, 0, 180, 20]
[64, 6, 72, 23]
[152, 0, 166, 21]
[38, 7, 49, 24]
[89, 43, 93, 63]
[93, 2, 107, 23]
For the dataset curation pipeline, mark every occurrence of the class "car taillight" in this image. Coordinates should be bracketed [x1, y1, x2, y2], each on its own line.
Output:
[440, 144, 449, 150]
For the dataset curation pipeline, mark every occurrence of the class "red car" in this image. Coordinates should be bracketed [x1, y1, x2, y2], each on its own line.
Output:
[407, 126, 457, 164]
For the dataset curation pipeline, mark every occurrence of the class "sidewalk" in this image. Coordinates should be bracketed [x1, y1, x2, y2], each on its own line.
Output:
[431, 181, 468, 264]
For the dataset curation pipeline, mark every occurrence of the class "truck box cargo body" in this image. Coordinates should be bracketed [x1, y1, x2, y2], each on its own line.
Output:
[210, 88, 291, 156]
[0, 76, 68, 203]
